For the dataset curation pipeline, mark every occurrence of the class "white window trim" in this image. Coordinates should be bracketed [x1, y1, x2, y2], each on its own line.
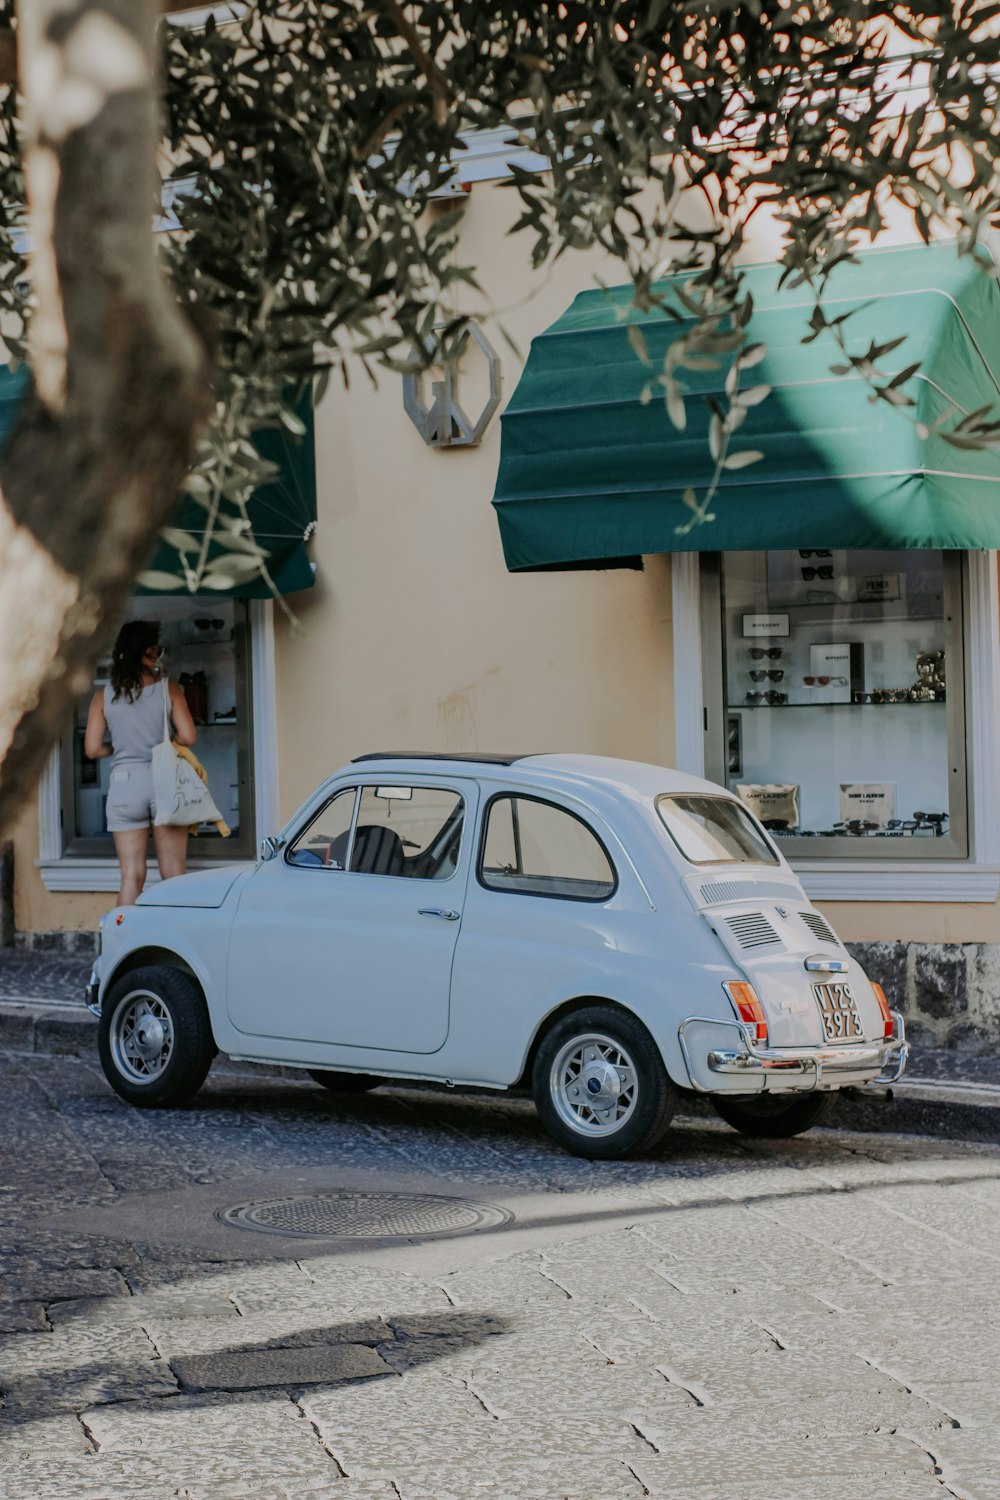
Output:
[36, 600, 278, 893]
[671, 549, 1000, 902]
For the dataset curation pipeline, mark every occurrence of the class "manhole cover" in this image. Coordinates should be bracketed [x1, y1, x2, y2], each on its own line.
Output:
[218, 1191, 512, 1241]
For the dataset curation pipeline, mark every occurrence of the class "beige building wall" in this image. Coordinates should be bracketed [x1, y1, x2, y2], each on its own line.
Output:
[272, 185, 679, 817]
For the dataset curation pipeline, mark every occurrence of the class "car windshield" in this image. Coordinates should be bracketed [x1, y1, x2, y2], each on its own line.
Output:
[656, 794, 778, 866]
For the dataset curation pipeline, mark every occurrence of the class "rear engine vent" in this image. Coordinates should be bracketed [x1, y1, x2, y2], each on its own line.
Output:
[700, 879, 800, 906]
[799, 910, 840, 946]
[725, 912, 781, 949]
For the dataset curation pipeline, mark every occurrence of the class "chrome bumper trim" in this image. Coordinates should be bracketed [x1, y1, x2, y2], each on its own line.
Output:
[85, 969, 100, 1018]
[681, 1009, 909, 1093]
[707, 1043, 884, 1075]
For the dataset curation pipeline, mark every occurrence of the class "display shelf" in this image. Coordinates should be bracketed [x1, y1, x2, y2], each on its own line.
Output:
[730, 699, 946, 709]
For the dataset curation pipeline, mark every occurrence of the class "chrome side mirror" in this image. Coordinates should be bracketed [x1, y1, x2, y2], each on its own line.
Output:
[259, 834, 284, 861]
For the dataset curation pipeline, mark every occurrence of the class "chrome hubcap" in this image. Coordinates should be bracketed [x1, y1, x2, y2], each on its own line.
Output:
[110, 990, 174, 1082]
[550, 1031, 639, 1137]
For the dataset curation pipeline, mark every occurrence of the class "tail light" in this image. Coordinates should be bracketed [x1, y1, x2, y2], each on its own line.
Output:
[724, 981, 768, 1044]
[871, 982, 894, 1039]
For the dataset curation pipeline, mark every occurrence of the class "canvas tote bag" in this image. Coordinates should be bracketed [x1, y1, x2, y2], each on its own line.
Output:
[151, 679, 224, 827]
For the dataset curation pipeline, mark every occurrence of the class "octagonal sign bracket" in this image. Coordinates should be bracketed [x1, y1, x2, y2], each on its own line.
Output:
[402, 320, 502, 448]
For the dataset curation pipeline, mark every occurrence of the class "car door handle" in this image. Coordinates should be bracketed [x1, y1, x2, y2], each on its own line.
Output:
[418, 908, 461, 921]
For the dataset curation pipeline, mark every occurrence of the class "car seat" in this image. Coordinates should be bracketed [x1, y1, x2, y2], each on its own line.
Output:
[349, 824, 406, 876]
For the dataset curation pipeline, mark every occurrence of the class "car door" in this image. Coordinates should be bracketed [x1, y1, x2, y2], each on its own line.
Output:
[225, 777, 475, 1054]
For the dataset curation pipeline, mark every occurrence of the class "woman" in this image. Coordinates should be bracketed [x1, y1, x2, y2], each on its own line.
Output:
[84, 619, 197, 906]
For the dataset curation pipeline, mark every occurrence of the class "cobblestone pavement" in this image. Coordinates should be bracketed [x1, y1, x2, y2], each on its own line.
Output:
[2, 1044, 1000, 1500]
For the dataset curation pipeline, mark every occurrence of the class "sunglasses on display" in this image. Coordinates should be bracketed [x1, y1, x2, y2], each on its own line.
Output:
[801, 565, 834, 581]
[745, 690, 788, 705]
[798, 550, 832, 558]
[749, 669, 784, 682]
[761, 818, 790, 830]
[915, 811, 948, 826]
[748, 647, 783, 660]
[803, 675, 847, 686]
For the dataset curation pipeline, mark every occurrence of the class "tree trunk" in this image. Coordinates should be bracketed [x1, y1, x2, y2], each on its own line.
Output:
[0, 0, 208, 836]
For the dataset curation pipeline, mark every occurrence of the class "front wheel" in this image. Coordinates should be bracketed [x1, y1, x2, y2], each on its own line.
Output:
[98, 965, 214, 1108]
[711, 1090, 838, 1138]
[532, 1005, 677, 1159]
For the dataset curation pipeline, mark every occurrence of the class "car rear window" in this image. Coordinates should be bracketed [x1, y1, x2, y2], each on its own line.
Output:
[656, 794, 778, 866]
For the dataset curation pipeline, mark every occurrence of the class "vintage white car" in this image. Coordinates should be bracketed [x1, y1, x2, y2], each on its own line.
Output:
[91, 753, 908, 1158]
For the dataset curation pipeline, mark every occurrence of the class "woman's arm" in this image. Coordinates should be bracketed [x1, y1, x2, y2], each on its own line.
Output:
[83, 689, 111, 759]
[169, 681, 197, 746]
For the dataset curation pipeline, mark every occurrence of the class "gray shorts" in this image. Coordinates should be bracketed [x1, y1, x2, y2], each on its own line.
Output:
[106, 764, 156, 833]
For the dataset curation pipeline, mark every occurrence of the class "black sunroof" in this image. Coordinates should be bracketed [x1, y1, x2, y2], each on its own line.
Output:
[351, 752, 532, 766]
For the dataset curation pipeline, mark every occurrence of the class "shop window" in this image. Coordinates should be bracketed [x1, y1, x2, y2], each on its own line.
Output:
[707, 550, 968, 859]
[61, 597, 256, 861]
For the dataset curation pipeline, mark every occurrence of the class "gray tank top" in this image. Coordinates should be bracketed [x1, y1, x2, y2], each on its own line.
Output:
[104, 680, 170, 767]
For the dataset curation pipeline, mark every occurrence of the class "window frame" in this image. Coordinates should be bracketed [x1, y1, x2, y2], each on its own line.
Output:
[700, 549, 970, 864]
[476, 791, 619, 903]
[58, 598, 257, 863]
[671, 549, 1000, 902]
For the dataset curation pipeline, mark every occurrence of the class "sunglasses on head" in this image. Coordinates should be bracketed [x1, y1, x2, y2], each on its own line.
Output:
[748, 647, 783, 660]
[801, 565, 834, 580]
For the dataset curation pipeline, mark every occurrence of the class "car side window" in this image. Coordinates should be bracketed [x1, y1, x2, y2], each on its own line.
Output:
[480, 795, 617, 901]
[285, 788, 356, 868]
[349, 786, 464, 879]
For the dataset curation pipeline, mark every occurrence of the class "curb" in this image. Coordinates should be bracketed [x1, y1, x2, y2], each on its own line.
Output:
[2, 1001, 999, 1145]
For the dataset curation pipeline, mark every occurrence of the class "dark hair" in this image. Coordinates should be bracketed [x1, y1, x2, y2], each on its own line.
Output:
[110, 619, 161, 703]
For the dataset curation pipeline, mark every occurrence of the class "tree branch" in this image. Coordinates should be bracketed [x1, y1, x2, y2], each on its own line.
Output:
[0, 0, 209, 834]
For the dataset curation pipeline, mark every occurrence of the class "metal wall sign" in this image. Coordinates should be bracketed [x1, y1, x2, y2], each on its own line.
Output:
[403, 320, 502, 448]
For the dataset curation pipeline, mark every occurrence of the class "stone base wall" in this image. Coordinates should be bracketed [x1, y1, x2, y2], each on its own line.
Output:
[15, 929, 99, 957]
[847, 942, 1000, 1052]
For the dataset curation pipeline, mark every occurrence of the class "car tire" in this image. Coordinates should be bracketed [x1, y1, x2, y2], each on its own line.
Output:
[532, 1005, 677, 1160]
[306, 1070, 382, 1094]
[711, 1090, 838, 1138]
[98, 965, 214, 1108]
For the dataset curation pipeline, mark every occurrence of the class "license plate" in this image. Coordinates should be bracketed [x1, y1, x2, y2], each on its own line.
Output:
[813, 981, 864, 1042]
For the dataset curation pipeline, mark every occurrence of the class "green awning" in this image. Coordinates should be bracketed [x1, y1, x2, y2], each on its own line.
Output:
[492, 243, 1000, 570]
[142, 400, 317, 598]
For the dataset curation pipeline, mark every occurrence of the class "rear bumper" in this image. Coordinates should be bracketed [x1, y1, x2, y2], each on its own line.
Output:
[679, 1012, 908, 1093]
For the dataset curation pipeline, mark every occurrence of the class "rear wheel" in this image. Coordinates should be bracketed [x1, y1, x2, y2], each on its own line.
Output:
[307, 1069, 382, 1094]
[532, 1005, 677, 1159]
[711, 1090, 838, 1138]
[98, 965, 214, 1108]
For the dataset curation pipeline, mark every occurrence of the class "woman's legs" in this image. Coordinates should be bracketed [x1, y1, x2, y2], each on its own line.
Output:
[152, 823, 190, 883]
[112, 829, 150, 906]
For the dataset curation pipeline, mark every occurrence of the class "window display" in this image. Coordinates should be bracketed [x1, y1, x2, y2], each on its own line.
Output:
[713, 550, 967, 858]
[62, 597, 255, 861]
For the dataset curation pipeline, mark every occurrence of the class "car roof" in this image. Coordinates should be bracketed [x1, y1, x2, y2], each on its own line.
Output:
[348, 751, 730, 801]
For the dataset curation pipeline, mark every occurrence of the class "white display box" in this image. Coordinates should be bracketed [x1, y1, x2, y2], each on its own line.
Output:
[807, 642, 864, 703]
